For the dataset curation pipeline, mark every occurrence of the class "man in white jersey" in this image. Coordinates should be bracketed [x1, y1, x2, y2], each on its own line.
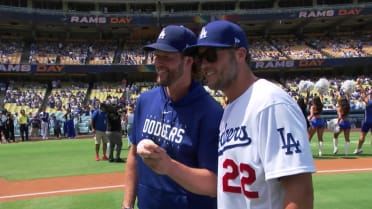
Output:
[184, 20, 316, 209]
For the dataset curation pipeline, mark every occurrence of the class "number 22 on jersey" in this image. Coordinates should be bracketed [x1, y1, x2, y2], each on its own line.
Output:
[222, 159, 259, 198]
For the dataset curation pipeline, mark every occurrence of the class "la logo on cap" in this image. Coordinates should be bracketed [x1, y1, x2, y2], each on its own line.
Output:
[158, 29, 166, 39]
[199, 27, 207, 39]
[234, 37, 241, 45]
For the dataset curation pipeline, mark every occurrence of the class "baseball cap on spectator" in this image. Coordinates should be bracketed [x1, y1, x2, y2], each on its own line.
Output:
[184, 20, 249, 55]
[143, 25, 197, 53]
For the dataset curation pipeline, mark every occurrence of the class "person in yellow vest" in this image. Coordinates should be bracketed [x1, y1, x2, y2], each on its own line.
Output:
[18, 109, 29, 141]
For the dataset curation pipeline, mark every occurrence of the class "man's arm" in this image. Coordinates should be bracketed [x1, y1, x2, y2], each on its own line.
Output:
[122, 145, 138, 209]
[139, 144, 217, 197]
[281, 173, 314, 209]
[165, 158, 217, 197]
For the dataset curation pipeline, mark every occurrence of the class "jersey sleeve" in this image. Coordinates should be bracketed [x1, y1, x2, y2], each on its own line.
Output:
[257, 102, 316, 180]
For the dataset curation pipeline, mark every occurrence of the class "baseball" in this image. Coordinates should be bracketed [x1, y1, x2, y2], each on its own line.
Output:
[137, 139, 156, 158]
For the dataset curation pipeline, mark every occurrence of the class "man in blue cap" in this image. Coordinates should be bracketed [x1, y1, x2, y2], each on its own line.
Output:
[185, 20, 315, 209]
[122, 25, 223, 209]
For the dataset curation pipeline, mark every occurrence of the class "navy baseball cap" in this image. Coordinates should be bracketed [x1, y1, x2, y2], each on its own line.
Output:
[184, 20, 249, 55]
[144, 25, 197, 53]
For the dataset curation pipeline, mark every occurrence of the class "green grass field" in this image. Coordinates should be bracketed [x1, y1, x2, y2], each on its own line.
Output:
[0, 132, 372, 209]
[0, 139, 128, 181]
[309, 131, 372, 159]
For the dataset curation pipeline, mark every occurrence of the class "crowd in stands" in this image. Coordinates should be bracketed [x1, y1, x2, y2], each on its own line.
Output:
[273, 36, 328, 60]
[59, 41, 89, 65]
[4, 81, 46, 110]
[87, 41, 118, 65]
[1, 76, 371, 116]
[0, 80, 155, 141]
[0, 38, 24, 64]
[0, 33, 370, 65]
[88, 81, 154, 109]
[29, 41, 59, 64]
[249, 38, 287, 61]
[47, 81, 88, 112]
[0, 76, 371, 144]
[306, 34, 370, 58]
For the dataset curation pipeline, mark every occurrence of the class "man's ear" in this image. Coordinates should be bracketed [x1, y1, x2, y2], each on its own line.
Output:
[185, 56, 194, 65]
[183, 56, 194, 70]
[236, 47, 247, 63]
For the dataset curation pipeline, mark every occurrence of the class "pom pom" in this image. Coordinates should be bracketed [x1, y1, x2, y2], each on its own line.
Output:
[298, 80, 314, 93]
[327, 118, 340, 133]
[314, 78, 330, 95]
[341, 80, 356, 95]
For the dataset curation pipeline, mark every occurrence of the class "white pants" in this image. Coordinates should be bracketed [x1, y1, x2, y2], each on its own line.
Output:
[41, 121, 49, 139]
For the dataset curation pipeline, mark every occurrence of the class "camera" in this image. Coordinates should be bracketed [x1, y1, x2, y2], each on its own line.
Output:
[101, 103, 125, 113]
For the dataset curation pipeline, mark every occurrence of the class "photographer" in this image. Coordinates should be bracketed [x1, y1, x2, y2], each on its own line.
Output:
[104, 103, 124, 163]
[5, 112, 15, 143]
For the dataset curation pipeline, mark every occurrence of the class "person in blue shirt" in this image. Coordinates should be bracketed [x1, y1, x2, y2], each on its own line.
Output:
[50, 114, 62, 139]
[122, 25, 223, 209]
[90, 103, 108, 161]
[64, 109, 76, 139]
[354, 82, 372, 154]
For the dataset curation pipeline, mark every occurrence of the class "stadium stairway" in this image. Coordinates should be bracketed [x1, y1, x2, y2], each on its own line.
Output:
[113, 47, 122, 64]
[20, 41, 31, 64]
[40, 83, 52, 112]
[0, 90, 5, 108]
[84, 82, 94, 105]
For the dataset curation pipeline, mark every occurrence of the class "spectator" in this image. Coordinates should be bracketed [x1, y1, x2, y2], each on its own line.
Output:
[64, 111, 76, 139]
[4, 112, 15, 143]
[39, 110, 50, 140]
[126, 105, 134, 148]
[353, 82, 372, 154]
[50, 114, 62, 139]
[18, 109, 29, 141]
[29, 114, 41, 139]
[0, 112, 5, 143]
[90, 103, 108, 161]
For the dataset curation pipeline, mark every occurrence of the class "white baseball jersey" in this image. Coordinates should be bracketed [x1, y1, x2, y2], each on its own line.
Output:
[217, 79, 316, 209]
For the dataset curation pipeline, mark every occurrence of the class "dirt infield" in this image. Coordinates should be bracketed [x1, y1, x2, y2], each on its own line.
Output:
[1, 158, 372, 202]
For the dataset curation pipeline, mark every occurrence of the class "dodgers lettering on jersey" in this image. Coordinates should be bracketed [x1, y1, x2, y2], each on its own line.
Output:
[218, 124, 252, 156]
[143, 118, 185, 143]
